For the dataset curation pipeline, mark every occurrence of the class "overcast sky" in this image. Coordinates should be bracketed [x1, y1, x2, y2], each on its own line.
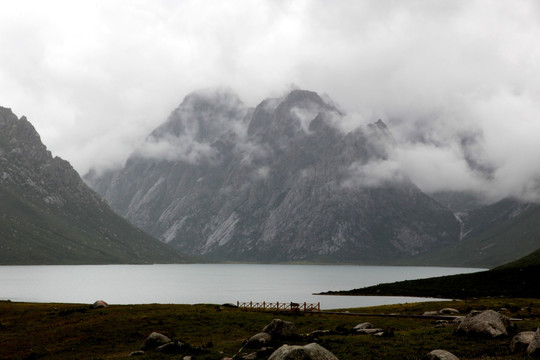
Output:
[1, 0, 540, 202]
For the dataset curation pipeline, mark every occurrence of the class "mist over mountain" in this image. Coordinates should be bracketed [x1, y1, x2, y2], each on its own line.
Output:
[86, 89, 463, 263]
[0, 106, 190, 264]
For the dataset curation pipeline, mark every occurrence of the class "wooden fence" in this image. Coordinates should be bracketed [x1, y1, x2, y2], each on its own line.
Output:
[237, 301, 320, 313]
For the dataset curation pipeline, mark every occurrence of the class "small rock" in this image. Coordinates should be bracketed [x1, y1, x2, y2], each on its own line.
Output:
[355, 328, 384, 335]
[140, 332, 172, 351]
[422, 349, 459, 360]
[439, 308, 459, 315]
[129, 350, 144, 357]
[423, 311, 439, 316]
[248, 332, 272, 346]
[309, 330, 331, 337]
[433, 320, 450, 328]
[268, 343, 338, 360]
[90, 300, 108, 309]
[241, 352, 258, 360]
[353, 322, 372, 331]
[511, 331, 535, 353]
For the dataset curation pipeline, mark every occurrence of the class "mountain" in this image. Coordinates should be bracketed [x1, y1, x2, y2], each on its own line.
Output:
[86, 89, 461, 263]
[0, 106, 192, 264]
[400, 199, 540, 268]
[322, 246, 540, 299]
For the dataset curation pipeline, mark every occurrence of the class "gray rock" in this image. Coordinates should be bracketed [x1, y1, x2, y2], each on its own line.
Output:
[309, 330, 331, 337]
[422, 349, 459, 360]
[423, 311, 440, 316]
[510, 331, 535, 353]
[129, 350, 145, 356]
[268, 343, 338, 360]
[248, 332, 272, 346]
[456, 310, 510, 337]
[355, 328, 384, 335]
[262, 319, 296, 339]
[353, 322, 372, 331]
[439, 308, 459, 315]
[527, 327, 540, 356]
[140, 332, 173, 351]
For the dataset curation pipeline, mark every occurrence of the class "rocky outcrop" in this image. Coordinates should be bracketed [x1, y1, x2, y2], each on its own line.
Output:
[86, 89, 461, 263]
[421, 349, 459, 360]
[456, 310, 510, 337]
[268, 343, 338, 360]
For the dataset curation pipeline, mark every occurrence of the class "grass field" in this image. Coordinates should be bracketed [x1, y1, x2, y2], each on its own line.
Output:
[1, 298, 539, 360]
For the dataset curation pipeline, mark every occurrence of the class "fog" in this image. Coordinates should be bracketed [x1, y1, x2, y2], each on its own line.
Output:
[1, 0, 540, 202]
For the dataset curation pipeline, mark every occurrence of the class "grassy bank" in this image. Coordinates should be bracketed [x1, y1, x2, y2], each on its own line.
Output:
[1, 299, 539, 360]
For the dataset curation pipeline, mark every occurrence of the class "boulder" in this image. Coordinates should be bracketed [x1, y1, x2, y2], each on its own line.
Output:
[421, 349, 459, 360]
[456, 310, 510, 337]
[510, 331, 535, 353]
[90, 300, 108, 309]
[268, 343, 338, 360]
[527, 327, 540, 356]
[439, 308, 459, 315]
[140, 332, 173, 351]
[262, 319, 296, 339]
[353, 322, 372, 331]
[248, 332, 272, 346]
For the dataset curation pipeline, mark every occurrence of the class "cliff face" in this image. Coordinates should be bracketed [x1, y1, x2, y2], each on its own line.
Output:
[0, 106, 190, 264]
[86, 89, 460, 262]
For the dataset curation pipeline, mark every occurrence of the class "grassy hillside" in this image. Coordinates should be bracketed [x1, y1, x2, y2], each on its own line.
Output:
[399, 203, 540, 268]
[0, 183, 193, 264]
[1, 299, 539, 360]
[324, 247, 540, 299]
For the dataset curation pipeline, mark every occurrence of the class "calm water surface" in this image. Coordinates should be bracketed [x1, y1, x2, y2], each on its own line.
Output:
[0, 264, 483, 309]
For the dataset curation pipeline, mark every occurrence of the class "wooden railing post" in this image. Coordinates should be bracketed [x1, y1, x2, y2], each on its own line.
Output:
[318, 302, 320, 312]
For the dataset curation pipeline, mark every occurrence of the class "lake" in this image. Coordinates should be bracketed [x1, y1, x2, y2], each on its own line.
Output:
[0, 264, 483, 309]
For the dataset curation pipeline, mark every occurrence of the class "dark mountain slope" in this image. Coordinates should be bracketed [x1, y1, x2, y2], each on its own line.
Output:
[0, 107, 191, 264]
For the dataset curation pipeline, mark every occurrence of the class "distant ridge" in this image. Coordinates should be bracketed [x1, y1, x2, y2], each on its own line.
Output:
[321, 247, 540, 299]
[0, 106, 192, 264]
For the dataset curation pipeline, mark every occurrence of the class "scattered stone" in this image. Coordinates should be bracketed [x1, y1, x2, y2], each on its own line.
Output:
[140, 332, 173, 351]
[268, 343, 338, 360]
[90, 300, 108, 309]
[456, 310, 510, 337]
[353, 322, 373, 331]
[241, 352, 258, 360]
[527, 327, 540, 356]
[183, 356, 192, 360]
[248, 332, 272, 347]
[433, 320, 450, 328]
[129, 350, 144, 357]
[510, 331, 535, 353]
[423, 311, 439, 316]
[262, 319, 296, 339]
[439, 308, 459, 315]
[355, 328, 384, 335]
[421, 349, 459, 360]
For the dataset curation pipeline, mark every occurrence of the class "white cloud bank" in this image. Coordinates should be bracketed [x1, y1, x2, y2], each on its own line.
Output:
[1, 0, 540, 202]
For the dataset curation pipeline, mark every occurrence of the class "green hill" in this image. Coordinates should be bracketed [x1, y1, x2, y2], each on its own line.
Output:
[322, 247, 540, 299]
[0, 106, 193, 264]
